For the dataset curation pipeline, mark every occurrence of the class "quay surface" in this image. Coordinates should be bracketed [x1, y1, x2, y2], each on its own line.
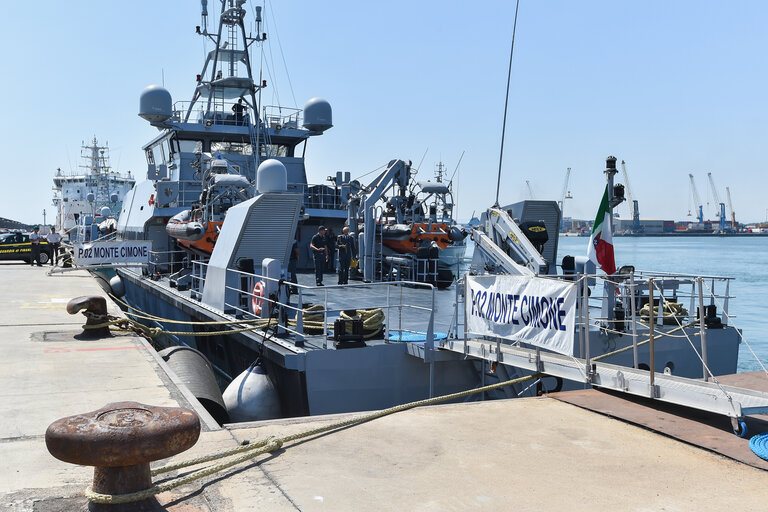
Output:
[1, 261, 767, 511]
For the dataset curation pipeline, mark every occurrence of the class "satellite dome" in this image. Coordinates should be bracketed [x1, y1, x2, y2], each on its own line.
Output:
[139, 85, 172, 124]
[303, 98, 332, 133]
[100, 207, 112, 218]
[109, 193, 119, 202]
[86, 192, 95, 202]
[256, 159, 287, 193]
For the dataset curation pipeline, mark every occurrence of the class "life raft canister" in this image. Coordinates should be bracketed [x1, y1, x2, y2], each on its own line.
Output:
[251, 280, 266, 315]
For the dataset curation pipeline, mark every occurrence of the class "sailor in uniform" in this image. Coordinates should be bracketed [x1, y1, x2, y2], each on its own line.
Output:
[29, 226, 42, 266]
[309, 226, 328, 286]
[336, 226, 355, 285]
[46, 227, 62, 266]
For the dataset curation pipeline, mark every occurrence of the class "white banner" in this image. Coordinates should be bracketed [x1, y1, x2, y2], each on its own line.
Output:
[466, 275, 577, 355]
[73, 241, 152, 265]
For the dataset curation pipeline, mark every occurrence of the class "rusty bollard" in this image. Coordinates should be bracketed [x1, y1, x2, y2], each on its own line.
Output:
[67, 295, 111, 338]
[46, 402, 200, 511]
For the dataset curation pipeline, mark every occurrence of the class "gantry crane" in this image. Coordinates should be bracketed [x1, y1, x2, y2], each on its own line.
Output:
[620, 160, 642, 233]
[726, 186, 736, 231]
[558, 167, 573, 232]
[688, 174, 704, 223]
[707, 172, 726, 232]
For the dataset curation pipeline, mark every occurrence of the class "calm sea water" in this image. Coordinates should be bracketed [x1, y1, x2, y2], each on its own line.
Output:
[556, 235, 768, 372]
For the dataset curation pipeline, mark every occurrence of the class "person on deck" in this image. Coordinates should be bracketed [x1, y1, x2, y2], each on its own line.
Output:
[46, 227, 62, 266]
[29, 226, 42, 266]
[336, 226, 355, 285]
[232, 98, 245, 125]
[310, 226, 328, 286]
[288, 240, 299, 292]
[325, 227, 336, 272]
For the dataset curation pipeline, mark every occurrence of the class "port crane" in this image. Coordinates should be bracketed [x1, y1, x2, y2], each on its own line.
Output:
[726, 186, 737, 231]
[558, 167, 573, 231]
[706, 172, 727, 232]
[688, 174, 704, 223]
[525, 180, 535, 199]
[620, 160, 642, 233]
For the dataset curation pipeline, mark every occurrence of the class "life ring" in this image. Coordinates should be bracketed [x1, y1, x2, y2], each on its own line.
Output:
[251, 280, 266, 315]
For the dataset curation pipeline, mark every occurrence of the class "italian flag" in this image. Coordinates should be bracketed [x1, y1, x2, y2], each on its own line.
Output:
[587, 184, 616, 275]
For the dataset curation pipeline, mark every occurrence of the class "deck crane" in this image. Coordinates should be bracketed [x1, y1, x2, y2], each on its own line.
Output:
[726, 186, 737, 231]
[707, 172, 727, 232]
[620, 160, 642, 233]
[558, 167, 573, 231]
[688, 174, 704, 223]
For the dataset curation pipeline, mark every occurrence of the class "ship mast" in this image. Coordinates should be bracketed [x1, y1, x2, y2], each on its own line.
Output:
[185, 0, 267, 160]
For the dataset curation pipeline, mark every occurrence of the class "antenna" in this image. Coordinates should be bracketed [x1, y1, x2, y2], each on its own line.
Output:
[494, 0, 522, 207]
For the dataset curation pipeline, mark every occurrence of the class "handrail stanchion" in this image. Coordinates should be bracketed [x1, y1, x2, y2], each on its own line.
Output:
[385, 284, 391, 342]
[427, 284, 436, 398]
[323, 288, 328, 349]
[630, 271, 638, 369]
[697, 277, 709, 381]
[582, 275, 591, 384]
[648, 278, 656, 396]
[723, 279, 730, 326]
[296, 287, 304, 334]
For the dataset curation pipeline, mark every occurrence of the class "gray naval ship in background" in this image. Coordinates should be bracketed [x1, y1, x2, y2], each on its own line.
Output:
[97, 0, 760, 432]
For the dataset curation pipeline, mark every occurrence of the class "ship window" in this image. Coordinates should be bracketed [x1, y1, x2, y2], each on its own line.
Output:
[211, 141, 252, 156]
[146, 149, 155, 165]
[262, 144, 288, 158]
[178, 140, 202, 154]
[151, 144, 165, 165]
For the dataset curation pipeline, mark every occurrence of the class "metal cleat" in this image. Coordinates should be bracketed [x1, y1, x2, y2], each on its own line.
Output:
[66, 295, 110, 338]
[46, 401, 200, 511]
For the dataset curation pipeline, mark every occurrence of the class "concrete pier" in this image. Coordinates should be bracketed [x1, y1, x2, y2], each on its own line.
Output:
[1, 261, 767, 511]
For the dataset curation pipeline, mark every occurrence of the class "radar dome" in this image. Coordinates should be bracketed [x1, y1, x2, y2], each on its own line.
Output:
[256, 159, 287, 193]
[109, 193, 119, 202]
[139, 85, 172, 124]
[86, 192, 95, 202]
[100, 207, 112, 218]
[303, 98, 333, 133]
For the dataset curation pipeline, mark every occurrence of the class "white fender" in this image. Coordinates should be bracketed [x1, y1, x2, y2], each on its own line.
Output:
[222, 363, 281, 422]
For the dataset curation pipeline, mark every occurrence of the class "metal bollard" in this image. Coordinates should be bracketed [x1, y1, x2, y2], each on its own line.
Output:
[46, 401, 200, 511]
[66, 295, 111, 338]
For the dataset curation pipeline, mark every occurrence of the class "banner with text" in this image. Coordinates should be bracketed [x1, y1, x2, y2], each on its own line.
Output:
[466, 275, 577, 355]
[73, 241, 152, 266]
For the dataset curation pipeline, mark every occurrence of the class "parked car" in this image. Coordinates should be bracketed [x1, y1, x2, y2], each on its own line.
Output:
[0, 232, 52, 264]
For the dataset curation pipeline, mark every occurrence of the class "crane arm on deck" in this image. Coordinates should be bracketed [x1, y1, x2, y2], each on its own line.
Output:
[480, 206, 548, 274]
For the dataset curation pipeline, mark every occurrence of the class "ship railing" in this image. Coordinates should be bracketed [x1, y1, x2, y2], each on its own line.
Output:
[201, 264, 438, 350]
[294, 183, 348, 211]
[262, 105, 302, 130]
[459, 270, 736, 387]
[545, 272, 730, 383]
[148, 249, 188, 276]
[171, 101, 254, 127]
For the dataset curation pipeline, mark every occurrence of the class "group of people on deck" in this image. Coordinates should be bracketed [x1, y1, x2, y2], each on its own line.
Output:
[309, 225, 357, 286]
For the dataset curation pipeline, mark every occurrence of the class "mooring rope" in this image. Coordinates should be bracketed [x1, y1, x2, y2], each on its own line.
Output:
[84, 373, 542, 504]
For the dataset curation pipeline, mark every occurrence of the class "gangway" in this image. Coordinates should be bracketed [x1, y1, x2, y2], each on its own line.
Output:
[432, 270, 768, 435]
[438, 337, 768, 432]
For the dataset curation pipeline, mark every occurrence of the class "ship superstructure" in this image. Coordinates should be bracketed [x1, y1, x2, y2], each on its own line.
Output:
[119, 0, 341, 268]
[52, 137, 134, 239]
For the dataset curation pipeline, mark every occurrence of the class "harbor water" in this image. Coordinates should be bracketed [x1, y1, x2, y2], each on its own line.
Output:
[556, 235, 768, 372]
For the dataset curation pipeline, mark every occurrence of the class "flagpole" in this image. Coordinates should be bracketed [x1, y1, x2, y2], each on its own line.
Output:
[602, 156, 619, 325]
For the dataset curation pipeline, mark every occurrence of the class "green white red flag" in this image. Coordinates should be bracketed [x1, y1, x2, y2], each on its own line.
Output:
[587, 184, 616, 275]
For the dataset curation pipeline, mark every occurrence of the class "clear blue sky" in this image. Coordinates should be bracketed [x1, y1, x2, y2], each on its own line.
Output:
[1, 1, 766, 225]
